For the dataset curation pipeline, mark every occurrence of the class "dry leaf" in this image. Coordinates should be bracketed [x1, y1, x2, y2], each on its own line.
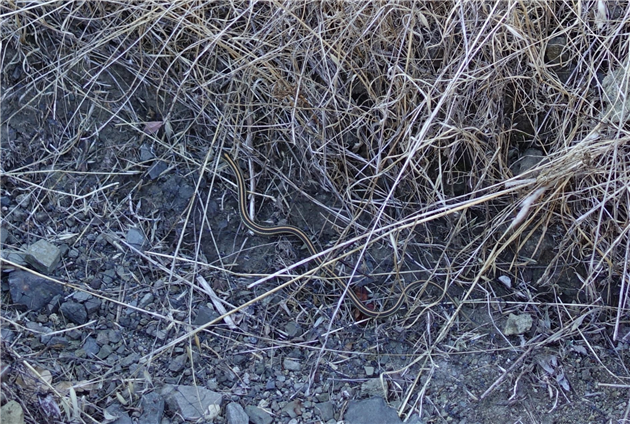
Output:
[143, 121, 163, 134]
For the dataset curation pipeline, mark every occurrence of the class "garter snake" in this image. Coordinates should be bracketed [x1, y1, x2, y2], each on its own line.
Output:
[223, 152, 424, 318]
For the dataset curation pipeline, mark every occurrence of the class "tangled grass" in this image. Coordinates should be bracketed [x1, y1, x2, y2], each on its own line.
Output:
[1, 1, 629, 422]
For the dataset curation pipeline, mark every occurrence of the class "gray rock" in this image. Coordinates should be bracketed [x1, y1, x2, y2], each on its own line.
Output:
[0, 227, 9, 244]
[108, 330, 122, 343]
[43, 335, 69, 349]
[15, 193, 30, 208]
[2, 250, 27, 266]
[285, 321, 302, 337]
[245, 405, 273, 424]
[126, 227, 146, 250]
[148, 161, 168, 180]
[161, 384, 222, 421]
[25, 239, 62, 273]
[511, 148, 546, 176]
[226, 402, 249, 424]
[8, 270, 63, 311]
[120, 352, 140, 368]
[232, 354, 247, 366]
[139, 293, 154, 307]
[46, 294, 63, 314]
[82, 337, 100, 356]
[25, 321, 51, 334]
[0, 400, 24, 424]
[139, 144, 154, 161]
[60, 301, 88, 324]
[193, 305, 219, 326]
[97, 331, 111, 346]
[168, 353, 187, 373]
[360, 378, 387, 398]
[315, 393, 329, 402]
[154, 329, 168, 341]
[344, 397, 402, 424]
[139, 392, 164, 424]
[503, 313, 533, 336]
[84, 298, 101, 314]
[97, 344, 113, 360]
[1, 328, 16, 343]
[105, 403, 132, 424]
[283, 357, 301, 371]
[281, 400, 302, 418]
[73, 291, 92, 302]
[315, 401, 334, 421]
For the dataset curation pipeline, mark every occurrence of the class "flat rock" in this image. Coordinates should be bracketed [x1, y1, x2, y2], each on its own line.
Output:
[0, 226, 9, 244]
[504, 313, 533, 336]
[192, 305, 219, 326]
[8, 270, 63, 311]
[0, 400, 24, 424]
[139, 392, 164, 424]
[104, 403, 132, 424]
[60, 300, 88, 324]
[148, 160, 168, 180]
[315, 401, 334, 421]
[281, 399, 302, 418]
[360, 378, 387, 398]
[126, 227, 146, 250]
[161, 384, 222, 421]
[25, 239, 62, 273]
[344, 397, 401, 424]
[226, 402, 249, 424]
[283, 357, 301, 371]
[245, 405, 273, 424]
[168, 353, 187, 373]
[2, 250, 27, 266]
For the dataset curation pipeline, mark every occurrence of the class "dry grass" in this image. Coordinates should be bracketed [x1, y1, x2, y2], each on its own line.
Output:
[1, 1, 629, 422]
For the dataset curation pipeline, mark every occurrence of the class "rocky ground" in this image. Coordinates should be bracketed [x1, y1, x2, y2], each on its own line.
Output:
[2, 3, 630, 424]
[2, 95, 630, 422]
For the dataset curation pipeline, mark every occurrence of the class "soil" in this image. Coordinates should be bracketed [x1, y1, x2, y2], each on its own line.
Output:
[2, 15, 630, 424]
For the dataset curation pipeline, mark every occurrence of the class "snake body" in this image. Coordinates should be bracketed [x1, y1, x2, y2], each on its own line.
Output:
[223, 152, 423, 318]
